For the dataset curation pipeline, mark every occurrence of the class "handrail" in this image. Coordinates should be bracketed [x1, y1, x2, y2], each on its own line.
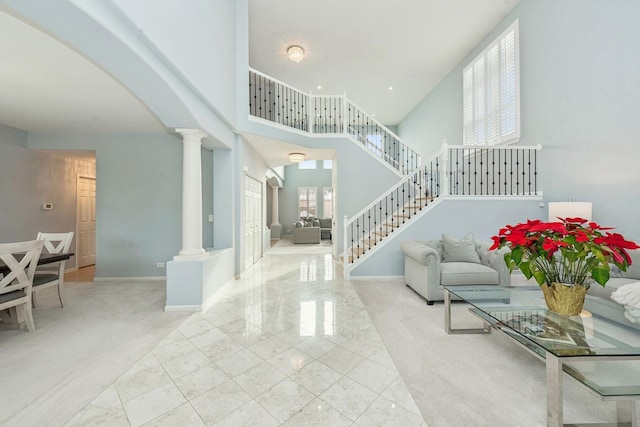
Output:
[248, 67, 421, 175]
[342, 142, 543, 273]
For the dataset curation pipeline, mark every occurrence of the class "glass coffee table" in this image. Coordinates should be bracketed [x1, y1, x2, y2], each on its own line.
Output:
[443, 285, 640, 427]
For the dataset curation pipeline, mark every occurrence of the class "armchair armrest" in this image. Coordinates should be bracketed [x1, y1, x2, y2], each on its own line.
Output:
[401, 240, 440, 267]
[476, 241, 511, 287]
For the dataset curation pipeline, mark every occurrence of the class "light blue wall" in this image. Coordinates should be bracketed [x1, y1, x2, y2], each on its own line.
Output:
[202, 149, 214, 249]
[280, 162, 333, 235]
[398, 0, 640, 236]
[0, 124, 95, 270]
[27, 132, 183, 278]
[111, 0, 237, 127]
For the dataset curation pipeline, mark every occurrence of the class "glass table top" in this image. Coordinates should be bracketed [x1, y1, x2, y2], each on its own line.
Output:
[444, 285, 640, 397]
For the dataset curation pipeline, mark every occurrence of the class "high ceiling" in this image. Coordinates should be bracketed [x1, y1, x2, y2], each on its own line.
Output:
[0, 10, 165, 133]
[249, 0, 520, 125]
[0, 0, 519, 140]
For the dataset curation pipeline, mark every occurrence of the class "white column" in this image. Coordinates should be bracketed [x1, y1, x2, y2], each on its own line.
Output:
[175, 128, 207, 259]
[271, 185, 280, 226]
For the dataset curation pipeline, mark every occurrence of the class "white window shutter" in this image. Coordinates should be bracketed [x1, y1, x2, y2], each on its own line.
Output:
[463, 20, 520, 146]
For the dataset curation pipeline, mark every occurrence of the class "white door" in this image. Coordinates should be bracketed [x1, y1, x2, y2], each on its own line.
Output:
[244, 177, 263, 268]
[77, 176, 96, 267]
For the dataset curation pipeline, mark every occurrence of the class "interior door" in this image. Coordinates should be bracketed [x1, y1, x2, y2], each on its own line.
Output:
[77, 176, 96, 267]
[244, 176, 263, 269]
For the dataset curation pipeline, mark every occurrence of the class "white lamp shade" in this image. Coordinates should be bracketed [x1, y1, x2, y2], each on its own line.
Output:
[548, 202, 592, 222]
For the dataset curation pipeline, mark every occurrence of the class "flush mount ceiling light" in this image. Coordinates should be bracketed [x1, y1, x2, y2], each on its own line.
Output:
[289, 152, 305, 163]
[287, 45, 304, 62]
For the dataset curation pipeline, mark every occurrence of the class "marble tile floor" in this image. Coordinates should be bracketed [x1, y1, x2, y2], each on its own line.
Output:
[65, 242, 426, 426]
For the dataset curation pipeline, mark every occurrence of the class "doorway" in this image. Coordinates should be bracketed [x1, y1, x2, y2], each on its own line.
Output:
[244, 176, 263, 268]
[77, 175, 96, 268]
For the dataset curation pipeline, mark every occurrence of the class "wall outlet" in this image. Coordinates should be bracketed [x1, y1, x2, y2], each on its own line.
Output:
[156, 262, 165, 268]
[208, 214, 214, 222]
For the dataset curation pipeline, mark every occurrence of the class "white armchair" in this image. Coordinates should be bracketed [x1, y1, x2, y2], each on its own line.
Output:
[401, 234, 511, 305]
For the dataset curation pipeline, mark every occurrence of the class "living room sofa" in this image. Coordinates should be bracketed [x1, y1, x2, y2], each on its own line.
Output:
[401, 234, 511, 304]
[293, 220, 321, 244]
[318, 218, 332, 240]
[584, 249, 640, 329]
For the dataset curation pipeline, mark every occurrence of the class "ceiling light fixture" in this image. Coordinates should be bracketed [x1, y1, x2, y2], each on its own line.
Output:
[287, 45, 304, 62]
[289, 152, 305, 163]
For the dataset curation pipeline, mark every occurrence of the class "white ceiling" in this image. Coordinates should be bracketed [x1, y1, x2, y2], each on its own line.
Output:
[0, 10, 164, 133]
[249, 0, 520, 125]
[0, 1, 519, 166]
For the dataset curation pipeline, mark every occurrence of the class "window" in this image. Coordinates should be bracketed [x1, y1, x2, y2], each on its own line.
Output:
[463, 20, 520, 146]
[323, 187, 333, 218]
[322, 160, 333, 169]
[298, 160, 317, 169]
[298, 187, 317, 218]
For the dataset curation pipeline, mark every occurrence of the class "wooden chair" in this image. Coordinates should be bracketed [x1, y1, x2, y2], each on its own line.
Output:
[0, 240, 44, 332]
[32, 232, 74, 308]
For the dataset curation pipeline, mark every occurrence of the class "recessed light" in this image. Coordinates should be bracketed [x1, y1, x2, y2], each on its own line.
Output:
[388, 86, 394, 91]
[371, 114, 376, 117]
[317, 85, 322, 90]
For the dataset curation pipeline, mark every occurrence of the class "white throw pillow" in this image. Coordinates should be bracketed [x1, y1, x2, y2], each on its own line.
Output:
[442, 233, 481, 264]
[610, 281, 640, 309]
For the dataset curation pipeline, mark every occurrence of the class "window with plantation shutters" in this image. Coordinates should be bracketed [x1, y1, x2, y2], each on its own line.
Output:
[463, 20, 520, 146]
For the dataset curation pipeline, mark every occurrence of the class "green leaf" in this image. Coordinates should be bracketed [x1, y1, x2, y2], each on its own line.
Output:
[533, 270, 546, 286]
[519, 261, 533, 279]
[511, 246, 523, 264]
[591, 267, 610, 286]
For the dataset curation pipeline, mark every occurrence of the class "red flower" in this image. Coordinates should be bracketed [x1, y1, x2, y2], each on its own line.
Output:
[505, 231, 527, 246]
[489, 236, 501, 251]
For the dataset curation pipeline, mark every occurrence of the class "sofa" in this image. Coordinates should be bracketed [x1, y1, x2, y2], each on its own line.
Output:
[293, 220, 321, 244]
[401, 233, 511, 304]
[318, 218, 332, 240]
[583, 249, 640, 329]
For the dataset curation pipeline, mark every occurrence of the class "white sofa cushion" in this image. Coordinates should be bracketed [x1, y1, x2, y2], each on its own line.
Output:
[442, 233, 481, 264]
[611, 281, 640, 309]
[441, 262, 498, 286]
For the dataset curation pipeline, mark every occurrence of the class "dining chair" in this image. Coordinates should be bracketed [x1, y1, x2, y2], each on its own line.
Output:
[0, 240, 44, 332]
[33, 232, 74, 308]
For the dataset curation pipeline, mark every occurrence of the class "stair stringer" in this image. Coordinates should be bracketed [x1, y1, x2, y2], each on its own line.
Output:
[344, 198, 444, 274]
[346, 196, 544, 279]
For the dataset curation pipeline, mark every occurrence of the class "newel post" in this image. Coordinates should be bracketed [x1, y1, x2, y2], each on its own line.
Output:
[441, 140, 450, 196]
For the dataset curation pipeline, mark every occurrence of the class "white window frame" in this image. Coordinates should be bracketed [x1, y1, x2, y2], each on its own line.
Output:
[298, 160, 317, 170]
[463, 19, 520, 147]
[322, 187, 333, 218]
[298, 187, 317, 218]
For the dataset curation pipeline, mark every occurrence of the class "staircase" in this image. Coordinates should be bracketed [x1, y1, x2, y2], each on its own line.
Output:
[248, 68, 543, 278]
[341, 143, 542, 278]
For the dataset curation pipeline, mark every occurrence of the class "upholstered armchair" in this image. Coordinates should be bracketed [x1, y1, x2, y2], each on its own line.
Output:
[401, 234, 511, 305]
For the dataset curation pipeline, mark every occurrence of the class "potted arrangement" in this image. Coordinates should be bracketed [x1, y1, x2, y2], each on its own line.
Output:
[490, 217, 639, 315]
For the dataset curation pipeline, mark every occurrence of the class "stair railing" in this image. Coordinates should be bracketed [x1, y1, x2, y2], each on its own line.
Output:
[342, 143, 543, 275]
[249, 68, 420, 175]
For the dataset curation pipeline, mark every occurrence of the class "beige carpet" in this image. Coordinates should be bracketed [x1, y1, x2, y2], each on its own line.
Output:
[352, 276, 619, 426]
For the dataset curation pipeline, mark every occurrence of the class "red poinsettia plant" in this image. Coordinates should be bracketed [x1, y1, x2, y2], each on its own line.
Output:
[490, 217, 640, 288]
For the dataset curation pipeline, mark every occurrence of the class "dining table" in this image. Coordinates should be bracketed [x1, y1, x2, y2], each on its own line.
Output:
[0, 252, 74, 276]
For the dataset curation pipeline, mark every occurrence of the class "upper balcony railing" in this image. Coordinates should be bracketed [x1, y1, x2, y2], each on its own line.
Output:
[249, 68, 420, 174]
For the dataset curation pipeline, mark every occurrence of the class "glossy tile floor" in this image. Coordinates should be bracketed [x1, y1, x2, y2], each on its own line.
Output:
[66, 240, 426, 426]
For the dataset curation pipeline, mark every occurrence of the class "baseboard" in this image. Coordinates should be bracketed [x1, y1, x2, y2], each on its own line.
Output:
[201, 277, 237, 312]
[94, 277, 166, 282]
[164, 304, 201, 312]
[349, 275, 404, 281]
